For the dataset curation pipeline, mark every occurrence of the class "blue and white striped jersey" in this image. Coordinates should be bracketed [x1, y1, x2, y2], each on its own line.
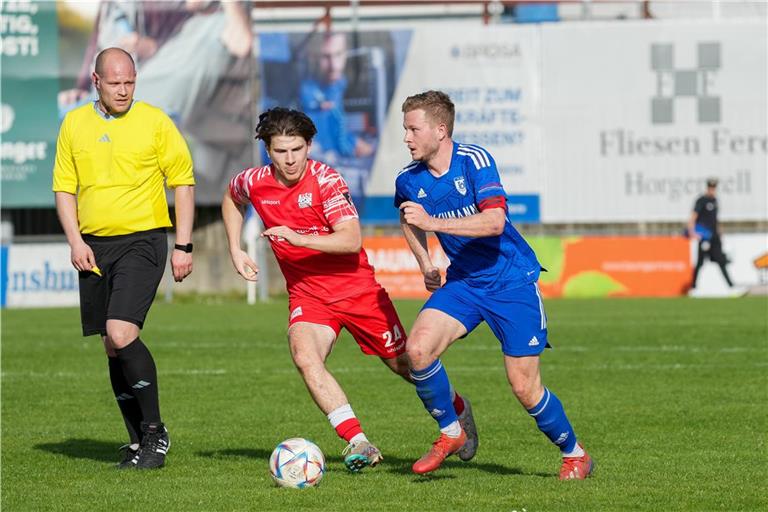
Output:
[394, 142, 540, 291]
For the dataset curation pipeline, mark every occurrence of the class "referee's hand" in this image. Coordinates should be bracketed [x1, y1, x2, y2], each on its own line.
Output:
[171, 249, 193, 282]
[70, 240, 96, 272]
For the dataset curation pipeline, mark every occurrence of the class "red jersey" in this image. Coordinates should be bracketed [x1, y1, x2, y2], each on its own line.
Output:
[229, 159, 379, 301]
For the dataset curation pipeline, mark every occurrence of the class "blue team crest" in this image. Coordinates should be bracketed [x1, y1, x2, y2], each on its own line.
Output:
[454, 177, 467, 196]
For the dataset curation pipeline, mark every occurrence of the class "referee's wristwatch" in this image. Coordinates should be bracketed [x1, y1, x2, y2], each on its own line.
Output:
[174, 243, 193, 253]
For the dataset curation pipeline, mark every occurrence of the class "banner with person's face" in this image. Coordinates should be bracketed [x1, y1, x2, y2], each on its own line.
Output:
[4, 0, 257, 207]
[3, 5, 766, 226]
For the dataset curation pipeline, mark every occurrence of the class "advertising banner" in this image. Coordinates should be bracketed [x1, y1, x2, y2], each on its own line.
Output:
[7, 1, 257, 207]
[259, 29, 412, 218]
[363, 236, 448, 299]
[540, 20, 767, 223]
[3, 10, 766, 226]
[364, 235, 692, 299]
[1, 1, 60, 207]
[366, 25, 542, 223]
[530, 236, 691, 297]
[689, 232, 768, 296]
[3, 243, 79, 308]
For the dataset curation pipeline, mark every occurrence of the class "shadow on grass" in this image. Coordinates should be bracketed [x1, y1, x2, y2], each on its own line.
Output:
[196, 447, 550, 478]
[34, 438, 118, 463]
[197, 447, 272, 461]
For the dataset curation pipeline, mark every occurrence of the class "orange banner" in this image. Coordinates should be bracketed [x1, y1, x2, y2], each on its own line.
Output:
[531, 236, 692, 298]
[363, 236, 447, 299]
[364, 235, 692, 299]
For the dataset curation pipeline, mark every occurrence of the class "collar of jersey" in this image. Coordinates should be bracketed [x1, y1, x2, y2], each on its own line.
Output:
[92, 100, 135, 120]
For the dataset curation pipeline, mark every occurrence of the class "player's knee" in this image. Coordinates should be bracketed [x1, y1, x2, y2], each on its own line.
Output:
[509, 378, 540, 407]
[405, 342, 434, 369]
[290, 348, 321, 374]
[105, 329, 137, 349]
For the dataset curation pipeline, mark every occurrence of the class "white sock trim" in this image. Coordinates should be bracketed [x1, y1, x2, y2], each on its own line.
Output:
[327, 404, 355, 428]
[440, 420, 462, 438]
[562, 443, 585, 458]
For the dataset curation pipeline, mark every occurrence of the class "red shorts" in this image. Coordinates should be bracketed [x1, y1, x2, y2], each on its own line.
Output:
[288, 286, 406, 358]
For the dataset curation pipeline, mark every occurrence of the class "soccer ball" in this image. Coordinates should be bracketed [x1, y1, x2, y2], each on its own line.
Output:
[269, 438, 325, 489]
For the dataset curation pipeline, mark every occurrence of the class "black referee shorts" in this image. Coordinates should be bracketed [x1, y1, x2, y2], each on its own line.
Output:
[79, 228, 167, 336]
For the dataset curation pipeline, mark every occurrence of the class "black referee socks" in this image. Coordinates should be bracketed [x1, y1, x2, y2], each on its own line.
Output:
[107, 356, 143, 445]
[115, 338, 162, 424]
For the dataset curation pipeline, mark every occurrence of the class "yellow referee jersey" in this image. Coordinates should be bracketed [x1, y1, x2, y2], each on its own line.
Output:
[52, 101, 195, 236]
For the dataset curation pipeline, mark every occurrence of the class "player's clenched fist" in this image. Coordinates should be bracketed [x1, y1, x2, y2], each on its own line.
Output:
[423, 266, 442, 292]
[400, 201, 434, 231]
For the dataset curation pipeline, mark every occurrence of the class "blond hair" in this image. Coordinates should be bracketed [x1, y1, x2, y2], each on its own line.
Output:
[401, 90, 455, 136]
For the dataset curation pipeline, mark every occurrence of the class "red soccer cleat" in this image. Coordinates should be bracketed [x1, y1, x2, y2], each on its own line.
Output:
[559, 447, 594, 480]
[412, 430, 467, 475]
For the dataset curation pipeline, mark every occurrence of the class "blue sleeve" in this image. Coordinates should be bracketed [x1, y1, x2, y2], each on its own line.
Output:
[472, 152, 506, 203]
[394, 175, 408, 208]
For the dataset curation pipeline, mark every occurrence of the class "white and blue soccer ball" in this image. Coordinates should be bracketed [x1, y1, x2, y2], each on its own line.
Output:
[269, 438, 325, 489]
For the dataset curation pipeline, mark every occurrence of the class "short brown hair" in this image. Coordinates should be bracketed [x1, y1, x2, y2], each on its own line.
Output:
[402, 90, 455, 136]
[254, 107, 317, 147]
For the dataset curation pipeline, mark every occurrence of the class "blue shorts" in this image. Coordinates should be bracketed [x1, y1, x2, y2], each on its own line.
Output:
[423, 280, 549, 357]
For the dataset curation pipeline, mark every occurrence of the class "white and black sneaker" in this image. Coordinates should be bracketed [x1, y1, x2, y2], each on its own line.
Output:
[116, 443, 140, 470]
[136, 422, 170, 469]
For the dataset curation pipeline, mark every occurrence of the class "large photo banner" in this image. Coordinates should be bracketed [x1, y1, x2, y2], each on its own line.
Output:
[258, 29, 412, 218]
[3, 10, 765, 224]
[366, 25, 543, 223]
[1, 1, 60, 207]
[540, 20, 767, 223]
[3, 0, 256, 207]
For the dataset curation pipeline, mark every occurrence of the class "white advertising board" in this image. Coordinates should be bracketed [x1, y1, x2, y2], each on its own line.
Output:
[5, 243, 79, 308]
[368, 24, 543, 198]
[690, 232, 768, 296]
[540, 20, 767, 223]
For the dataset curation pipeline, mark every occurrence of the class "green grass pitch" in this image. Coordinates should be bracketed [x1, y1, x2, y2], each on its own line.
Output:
[2, 297, 766, 511]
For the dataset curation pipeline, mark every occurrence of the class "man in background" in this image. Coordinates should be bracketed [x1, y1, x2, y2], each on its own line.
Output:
[688, 178, 735, 290]
[299, 32, 374, 162]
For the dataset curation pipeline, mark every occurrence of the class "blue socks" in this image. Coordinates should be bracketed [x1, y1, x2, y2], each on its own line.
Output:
[528, 387, 578, 453]
[410, 359, 458, 429]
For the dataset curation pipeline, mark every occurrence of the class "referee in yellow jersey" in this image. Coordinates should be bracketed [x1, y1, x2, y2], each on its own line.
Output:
[53, 48, 195, 470]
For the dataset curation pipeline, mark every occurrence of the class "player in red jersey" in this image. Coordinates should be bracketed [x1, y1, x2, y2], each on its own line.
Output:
[222, 107, 477, 471]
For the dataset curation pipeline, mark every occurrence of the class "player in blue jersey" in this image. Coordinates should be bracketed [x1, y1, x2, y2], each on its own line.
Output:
[395, 90, 594, 479]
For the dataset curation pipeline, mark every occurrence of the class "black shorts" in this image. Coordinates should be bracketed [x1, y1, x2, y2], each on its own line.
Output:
[79, 228, 167, 336]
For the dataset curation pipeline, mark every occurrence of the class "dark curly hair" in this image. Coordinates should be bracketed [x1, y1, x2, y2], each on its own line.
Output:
[254, 107, 317, 147]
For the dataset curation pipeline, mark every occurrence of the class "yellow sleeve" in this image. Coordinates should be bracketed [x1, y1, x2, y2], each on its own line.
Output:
[52, 114, 78, 193]
[156, 113, 195, 188]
